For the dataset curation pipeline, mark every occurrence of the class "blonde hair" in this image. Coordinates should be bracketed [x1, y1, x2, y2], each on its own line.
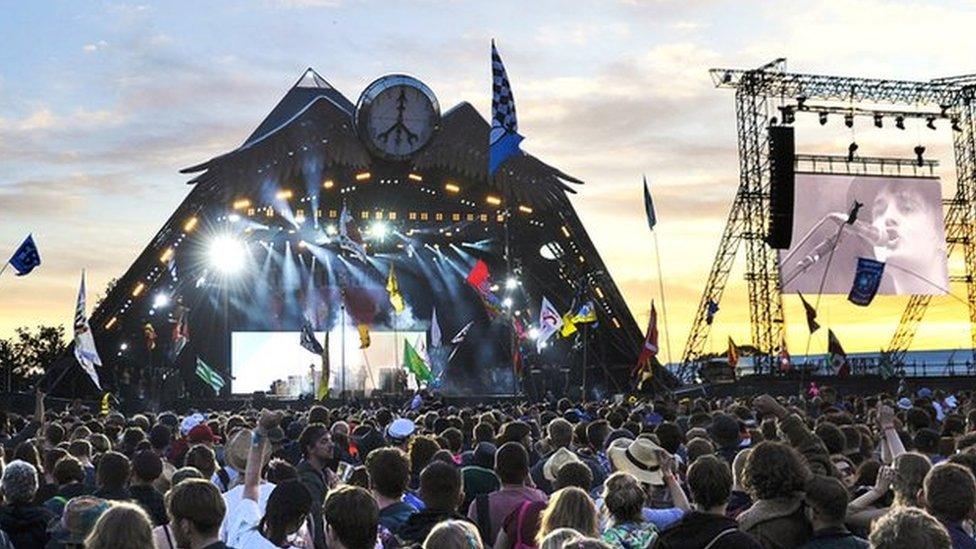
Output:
[84, 501, 156, 549]
[536, 487, 599, 544]
[423, 519, 483, 549]
[539, 528, 582, 549]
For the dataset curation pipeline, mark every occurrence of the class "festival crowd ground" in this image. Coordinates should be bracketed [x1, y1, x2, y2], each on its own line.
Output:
[0, 384, 975, 549]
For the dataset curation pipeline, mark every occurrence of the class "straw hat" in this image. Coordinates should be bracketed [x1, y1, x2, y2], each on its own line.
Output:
[608, 438, 666, 486]
[543, 447, 583, 483]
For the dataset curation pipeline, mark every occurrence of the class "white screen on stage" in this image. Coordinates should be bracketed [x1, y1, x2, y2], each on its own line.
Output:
[779, 173, 948, 295]
[231, 330, 425, 395]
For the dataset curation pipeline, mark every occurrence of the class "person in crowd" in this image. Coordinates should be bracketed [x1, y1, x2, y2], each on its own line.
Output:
[604, 438, 690, 530]
[130, 450, 168, 526]
[164, 479, 227, 549]
[218, 430, 279, 542]
[366, 447, 417, 533]
[728, 448, 753, 518]
[535, 487, 599, 545]
[553, 461, 593, 492]
[0, 459, 55, 548]
[599, 472, 659, 549]
[799, 475, 868, 549]
[657, 455, 761, 549]
[296, 422, 337, 549]
[185, 445, 218, 482]
[408, 436, 441, 491]
[468, 442, 547, 544]
[323, 486, 379, 549]
[43, 456, 91, 517]
[538, 527, 583, 549]
[461, 442, 500, 511]
[423, 519, 483, 549]
[868, 506, 952, 549]
[737, 441, 813, 548]
[46, 495, 110, 549]
[84, 501, 157, 549]
[225, 410, 312, 548]
[94, 451, 132, 502]
[920, 462, 976, 549]
[397, 460, 469, 545]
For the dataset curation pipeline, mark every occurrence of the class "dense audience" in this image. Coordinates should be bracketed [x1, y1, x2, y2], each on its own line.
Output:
[1, 384, 976, 548]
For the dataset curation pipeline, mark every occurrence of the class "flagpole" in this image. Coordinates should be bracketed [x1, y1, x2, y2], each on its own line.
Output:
[0, 261, 9, 280]
[801, 220, 846, 395]
[651, 230, 674, 367]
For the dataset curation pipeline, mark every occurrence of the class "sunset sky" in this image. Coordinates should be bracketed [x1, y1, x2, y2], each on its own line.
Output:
[2, 0, 976, 361]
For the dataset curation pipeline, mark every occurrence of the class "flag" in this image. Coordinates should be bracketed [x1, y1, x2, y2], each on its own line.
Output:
[339, 202, 367, 260]
[466, 260, 502, 318]
[300, 318, 324, 355]
[848, 257, 885, 306]
[447, 320, 474, 363]
[635, 301, 659, 380]
[560, 312, 578, 338]
[827, 329, 850, 378]
[537, 296, 563, 352]
[8, 235, 41, 276]
[317, 332, 330, 400]
[404, 338, 433, 382]
[195, 357, 225, 393]
[100, 393, 111, 415]
[572, 301, 598, 324]
[73, 271, 102, 390]
[705, 299, 719, 325]
[643, 176, 657, 231]
[489, 40, 524, 176]
[357, 323, 371, 349]
[387, 264, 405, 313]
[727, 337, 739, 370]
[779, 342, 792, 373]
[430, 307, 442, 348]
[798, 292, 820, 333]
[170, 306, 189, 360]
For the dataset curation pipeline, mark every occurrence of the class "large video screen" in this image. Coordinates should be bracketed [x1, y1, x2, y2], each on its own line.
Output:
[232, 330, 425, 395]
[779, 173, 947, 295]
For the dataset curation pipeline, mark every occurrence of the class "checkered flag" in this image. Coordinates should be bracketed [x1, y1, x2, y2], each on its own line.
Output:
[489, 40, 524, 175]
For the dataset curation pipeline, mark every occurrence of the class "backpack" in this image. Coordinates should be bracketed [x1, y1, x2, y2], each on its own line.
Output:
[475, 494, 492, 543]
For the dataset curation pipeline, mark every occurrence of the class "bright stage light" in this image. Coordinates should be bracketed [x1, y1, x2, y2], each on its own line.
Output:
[120, 342, 128, 351]
[502, 297, 513, 308]
[325, 224, 338, 236]
[153, 293, 170, 308]
[505, 277, 518, 289]
[228, 214, 241, 222]
[528, 328, 539, 340]
[371, 221, 389, 240]
[208, 235, 246, 274]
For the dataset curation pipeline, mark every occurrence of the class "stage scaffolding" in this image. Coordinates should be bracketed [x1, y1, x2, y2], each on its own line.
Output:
[679, 59, 976, 382]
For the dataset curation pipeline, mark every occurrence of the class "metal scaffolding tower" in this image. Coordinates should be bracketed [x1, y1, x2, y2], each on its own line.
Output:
[678, 59, 976, 382]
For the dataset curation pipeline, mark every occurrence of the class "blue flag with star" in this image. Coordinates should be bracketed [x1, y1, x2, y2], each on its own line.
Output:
[8, 235, 41, 276]
[489, 40, 524, 176]
[848, 257, 885, 306]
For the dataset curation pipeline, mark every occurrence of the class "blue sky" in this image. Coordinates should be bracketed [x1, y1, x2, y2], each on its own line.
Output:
[3, 0, 976, 356]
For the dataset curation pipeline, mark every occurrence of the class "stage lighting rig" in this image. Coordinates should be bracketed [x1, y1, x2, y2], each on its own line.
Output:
[915, 145, 926, 167]
[325, 224, 338, 236]
[895, 115, 906, 130]
[502, 297, 513, 308]
[818, 112, 828, 125]
[847, 141, 858, 162]
[208, 235, 246, 274]
[873, 113, 883, 128]
[926, 116, 937, 130]
[120, 343, 128, 351]
[152, 293, 170, 309]
[844, 113, 854, 128]
[370, 221, 389, 240]
[952, 118, 963, 132]
[505, 277, 518, 290]
[796, 95, 807, 109]
[778, 106, 795, 124]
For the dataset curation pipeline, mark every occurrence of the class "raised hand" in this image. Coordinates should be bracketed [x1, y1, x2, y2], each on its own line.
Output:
[874, 465, 895, 494]
[753, 394, 787, 420]
[877, 404, 896, 430]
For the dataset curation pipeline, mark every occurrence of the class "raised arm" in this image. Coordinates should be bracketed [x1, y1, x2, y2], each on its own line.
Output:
[244, 410, 281, 502]
[876, 404, 905, 462]
[754, 394, 836, 478]
[662, 454, 691, 512]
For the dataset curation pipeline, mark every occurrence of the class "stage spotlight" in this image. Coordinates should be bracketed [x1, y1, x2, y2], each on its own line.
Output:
[528, 327, 539, 340]
[152, 293, 170, 309]
[371, 221, 389, 240]
[895, 115, 906, 130]
[208, 235, 246, 274]
[926, 116, 937, 130]
[796, 95, 807, 110]
[952, 118, 963, 132]
[228, 214, 241, 223]
[325, 224, 338, 236]
[779, 106, 794, 124]
[818, 112, 828, 125]
[847, 141, 858, 162]
[873, 113, 883, 128]
[505, 277, 518, 290]
[120, 343, 128, 351]
[844, 113, 854, 128]
[502, 297, 513, 308]
[915, 145, 926, 167]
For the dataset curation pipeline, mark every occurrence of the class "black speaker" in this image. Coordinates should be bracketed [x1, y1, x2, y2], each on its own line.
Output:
[766, 125, 795, 249]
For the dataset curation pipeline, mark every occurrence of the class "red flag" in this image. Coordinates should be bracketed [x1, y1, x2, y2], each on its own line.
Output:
[779, 342, 791, 373]
[466, 260, 490, 291]
[635, 301, 658, 376]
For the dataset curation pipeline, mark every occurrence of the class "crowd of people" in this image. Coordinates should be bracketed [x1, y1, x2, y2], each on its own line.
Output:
[0, 384, 974, 548]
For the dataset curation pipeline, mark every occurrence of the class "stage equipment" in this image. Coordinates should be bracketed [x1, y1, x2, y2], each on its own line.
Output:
[680, 60, 976, 380]
[765, 125, 795, 249]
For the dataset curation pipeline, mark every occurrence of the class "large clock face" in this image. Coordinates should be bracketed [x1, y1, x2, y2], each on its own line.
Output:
[356, 75, 440, 161]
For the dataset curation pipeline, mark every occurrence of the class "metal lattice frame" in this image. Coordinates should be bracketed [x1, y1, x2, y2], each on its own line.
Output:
[679, 59, 976, 382]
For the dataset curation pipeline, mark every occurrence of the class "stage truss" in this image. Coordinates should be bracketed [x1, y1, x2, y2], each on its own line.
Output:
[679, 59, 976, 381]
